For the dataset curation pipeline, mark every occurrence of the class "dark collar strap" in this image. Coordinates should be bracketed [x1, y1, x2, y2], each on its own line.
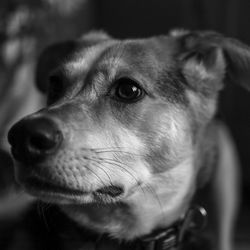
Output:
[136, 206, 207, 250]
[138, 226, 178, 250]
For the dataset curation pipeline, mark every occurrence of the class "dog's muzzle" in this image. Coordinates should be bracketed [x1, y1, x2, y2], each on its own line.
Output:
[8, 116, 62, 163]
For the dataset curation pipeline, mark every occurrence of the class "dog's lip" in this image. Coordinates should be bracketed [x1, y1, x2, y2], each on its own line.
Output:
[95, 185, 124, 197]
[23, 176, 124, 200]
[24, 176, 88, 196]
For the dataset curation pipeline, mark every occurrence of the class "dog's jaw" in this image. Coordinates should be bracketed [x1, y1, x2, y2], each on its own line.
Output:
[59, 158, 196, 240]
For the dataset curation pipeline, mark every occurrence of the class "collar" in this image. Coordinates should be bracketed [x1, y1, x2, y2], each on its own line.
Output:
[135, 206, 207, 250]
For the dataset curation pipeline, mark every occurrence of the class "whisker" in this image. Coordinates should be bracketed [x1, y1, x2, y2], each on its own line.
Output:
[41, 202, 52, 211]
[103, 160, 158, 202]
[102, 161, 148, 198]
[80, 146, 129, 152]
[91, 146, 128, 150]
[90, 162, 113, 186]
[37, 201, 50, 232]
[144, 183, 165, 218]
[95, 149, 142, 157]
[94, 158, 137, 179]
[78, 154, 162, 214]
[96, 158, 164, 215]
[95, 157, 128, 166]
[91, 158, 147, 197]
[87, 159, 113, 186]
[77, 159, 106, 188]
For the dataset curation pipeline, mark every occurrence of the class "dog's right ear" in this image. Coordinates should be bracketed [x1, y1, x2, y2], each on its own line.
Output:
[35, 31, 110, 93]
[170, 29, 250, 93]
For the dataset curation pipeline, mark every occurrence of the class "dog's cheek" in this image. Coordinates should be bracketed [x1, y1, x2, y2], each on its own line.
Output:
[157, 158, 196, 216]
[75, 121, 151, 192]
[139, 104, 193, 170]
[101, 124, 152, 190]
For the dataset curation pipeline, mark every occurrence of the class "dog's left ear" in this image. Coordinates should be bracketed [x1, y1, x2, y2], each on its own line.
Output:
[35, 40, 77, 93]
[170, 29, 250, 93]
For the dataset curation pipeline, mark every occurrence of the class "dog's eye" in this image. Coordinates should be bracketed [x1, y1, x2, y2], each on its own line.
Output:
[112, 78, 144, 103]
[47, 73, 64, 104]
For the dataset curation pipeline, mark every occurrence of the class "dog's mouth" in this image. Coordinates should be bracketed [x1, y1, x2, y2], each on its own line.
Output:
[95, 185, 124, 197]
[25, 177, 87, 196]
[23, 176, 124, 202]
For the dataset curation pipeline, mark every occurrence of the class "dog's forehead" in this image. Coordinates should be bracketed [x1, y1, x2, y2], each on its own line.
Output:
[62, 37, 177, 88]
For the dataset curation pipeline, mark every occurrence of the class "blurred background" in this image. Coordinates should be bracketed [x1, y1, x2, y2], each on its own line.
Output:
[0, 0, 249, 248]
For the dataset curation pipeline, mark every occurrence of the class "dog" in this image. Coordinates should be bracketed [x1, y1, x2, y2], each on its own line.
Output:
[6, 29, 250, 250]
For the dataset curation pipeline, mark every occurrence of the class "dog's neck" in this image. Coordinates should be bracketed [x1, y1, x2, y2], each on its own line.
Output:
[39, 203, 208, 250]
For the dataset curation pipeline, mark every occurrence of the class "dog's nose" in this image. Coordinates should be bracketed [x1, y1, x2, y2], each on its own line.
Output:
[8, 117, 62, 163]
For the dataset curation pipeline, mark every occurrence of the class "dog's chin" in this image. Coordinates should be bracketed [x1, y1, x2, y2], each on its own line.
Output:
[19, 175, 125, 205]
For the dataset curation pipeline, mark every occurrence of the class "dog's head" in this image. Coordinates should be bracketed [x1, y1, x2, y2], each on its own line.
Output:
[8, 30, 250, 239]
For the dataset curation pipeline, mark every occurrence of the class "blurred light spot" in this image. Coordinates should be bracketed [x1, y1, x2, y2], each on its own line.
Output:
[2, 39, 21, 66]
[46, 0, 88, 14]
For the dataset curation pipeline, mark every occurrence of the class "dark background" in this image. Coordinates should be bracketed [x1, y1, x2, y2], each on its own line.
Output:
[0, 0, 249, 247]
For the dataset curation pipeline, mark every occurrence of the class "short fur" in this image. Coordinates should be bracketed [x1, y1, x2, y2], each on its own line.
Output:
[7, 30, 250, 250]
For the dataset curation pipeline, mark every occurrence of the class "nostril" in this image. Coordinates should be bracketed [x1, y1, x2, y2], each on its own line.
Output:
[7, 124, 20, 147]
[28, 130, 61, 153]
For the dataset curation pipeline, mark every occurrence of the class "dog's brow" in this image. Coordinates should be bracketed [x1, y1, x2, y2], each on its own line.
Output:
[63, 43, 112, 75]
[95, 57, 128, 82]
[90, 42, 159, 88]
